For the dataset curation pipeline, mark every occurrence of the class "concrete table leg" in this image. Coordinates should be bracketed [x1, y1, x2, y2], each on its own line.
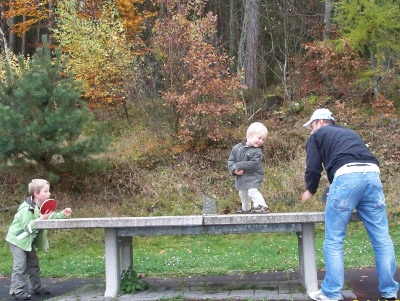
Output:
[298, 223, 318, 293]
[104, 228, 120, 297]
[119, 236, 133, 272]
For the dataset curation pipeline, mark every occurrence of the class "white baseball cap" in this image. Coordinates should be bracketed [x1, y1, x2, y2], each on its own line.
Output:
[303, 108, 335, 130]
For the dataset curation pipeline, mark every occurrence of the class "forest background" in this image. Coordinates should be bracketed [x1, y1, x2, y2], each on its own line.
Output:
[1, 0, 400, 279]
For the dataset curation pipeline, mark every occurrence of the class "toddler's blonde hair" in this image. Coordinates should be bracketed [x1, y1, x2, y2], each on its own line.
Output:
[28, 179, 49, 196]
[246, 122, 268, 139]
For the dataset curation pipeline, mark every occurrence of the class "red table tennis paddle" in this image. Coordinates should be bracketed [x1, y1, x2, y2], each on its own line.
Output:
[40, 199, 56, 214]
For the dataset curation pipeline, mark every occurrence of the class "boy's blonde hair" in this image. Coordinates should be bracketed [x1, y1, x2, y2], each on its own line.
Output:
[28, 179, 49, 196]
[246, 122, 268, 138]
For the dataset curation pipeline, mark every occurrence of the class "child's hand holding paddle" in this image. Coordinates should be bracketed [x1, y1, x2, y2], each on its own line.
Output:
[39, 199, 72, 218]
[39, 211, 53, 220]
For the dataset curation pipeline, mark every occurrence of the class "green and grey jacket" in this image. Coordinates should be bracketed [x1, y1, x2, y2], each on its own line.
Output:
[6, 196, 69, 252]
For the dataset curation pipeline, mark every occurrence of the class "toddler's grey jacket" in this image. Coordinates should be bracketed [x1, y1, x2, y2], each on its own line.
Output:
[227, 141, 264, 190]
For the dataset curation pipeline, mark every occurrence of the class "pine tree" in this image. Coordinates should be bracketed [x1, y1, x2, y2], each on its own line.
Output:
[334, 0, 400, 56]
[0, 36, 109, 172]
[334, 0, 400, 99]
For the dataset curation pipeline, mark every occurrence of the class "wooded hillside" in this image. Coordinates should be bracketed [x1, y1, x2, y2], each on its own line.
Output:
[0, 0, 399, 211]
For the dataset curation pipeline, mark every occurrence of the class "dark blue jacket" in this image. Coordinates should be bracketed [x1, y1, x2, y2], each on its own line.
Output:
[305, 124, 379, 194]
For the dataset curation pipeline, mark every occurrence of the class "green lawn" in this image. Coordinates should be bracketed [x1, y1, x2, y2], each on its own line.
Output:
[1, 222, 399, 278]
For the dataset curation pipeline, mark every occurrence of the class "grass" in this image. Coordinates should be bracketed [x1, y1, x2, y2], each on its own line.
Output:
[1, 222, 400, 279]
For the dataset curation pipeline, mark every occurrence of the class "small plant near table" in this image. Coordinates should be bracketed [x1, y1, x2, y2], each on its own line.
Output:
[120, 267, 148, 294]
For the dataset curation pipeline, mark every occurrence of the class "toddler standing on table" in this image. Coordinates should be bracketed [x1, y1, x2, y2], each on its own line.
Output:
[228, 122, 270, 214]
[6, 179, 72, 300]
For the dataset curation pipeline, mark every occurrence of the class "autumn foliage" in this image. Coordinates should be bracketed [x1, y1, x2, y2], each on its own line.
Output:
[293, 40, 368, 101]
[4, 0, 50, 36]
[152, 0, 243, 145]
[52, 0, 148, 109]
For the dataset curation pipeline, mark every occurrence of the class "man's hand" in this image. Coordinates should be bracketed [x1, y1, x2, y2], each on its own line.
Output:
[301, 190, 314, 203]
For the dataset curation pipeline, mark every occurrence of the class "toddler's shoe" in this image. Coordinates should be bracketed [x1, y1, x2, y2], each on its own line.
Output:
[252, 205, 270, 214]
[11, 291, 31, 300]
[236, 208, 251, 214]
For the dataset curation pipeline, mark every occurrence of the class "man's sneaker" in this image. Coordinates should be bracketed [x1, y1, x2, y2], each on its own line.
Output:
[309, 290, 343, 301]
[381, 296, 397, 301]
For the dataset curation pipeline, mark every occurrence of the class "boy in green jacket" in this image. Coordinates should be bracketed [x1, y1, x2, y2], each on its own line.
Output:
[6, 179, 72, 300]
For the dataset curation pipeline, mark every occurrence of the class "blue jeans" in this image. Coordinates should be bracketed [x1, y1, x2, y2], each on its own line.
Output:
[321, 171, 399, 299]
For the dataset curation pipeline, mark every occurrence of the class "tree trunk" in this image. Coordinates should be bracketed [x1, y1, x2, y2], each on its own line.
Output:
[48, 0, 54, 46]
[370, 50, 379, 100]
[228, 0, 238, 71]
[323, 0, 333, 41]
[0, 27, 10, 60]
[9, 0, 16, 53]
[22, 12, 26, 56]
[237, 0, 259, 90]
